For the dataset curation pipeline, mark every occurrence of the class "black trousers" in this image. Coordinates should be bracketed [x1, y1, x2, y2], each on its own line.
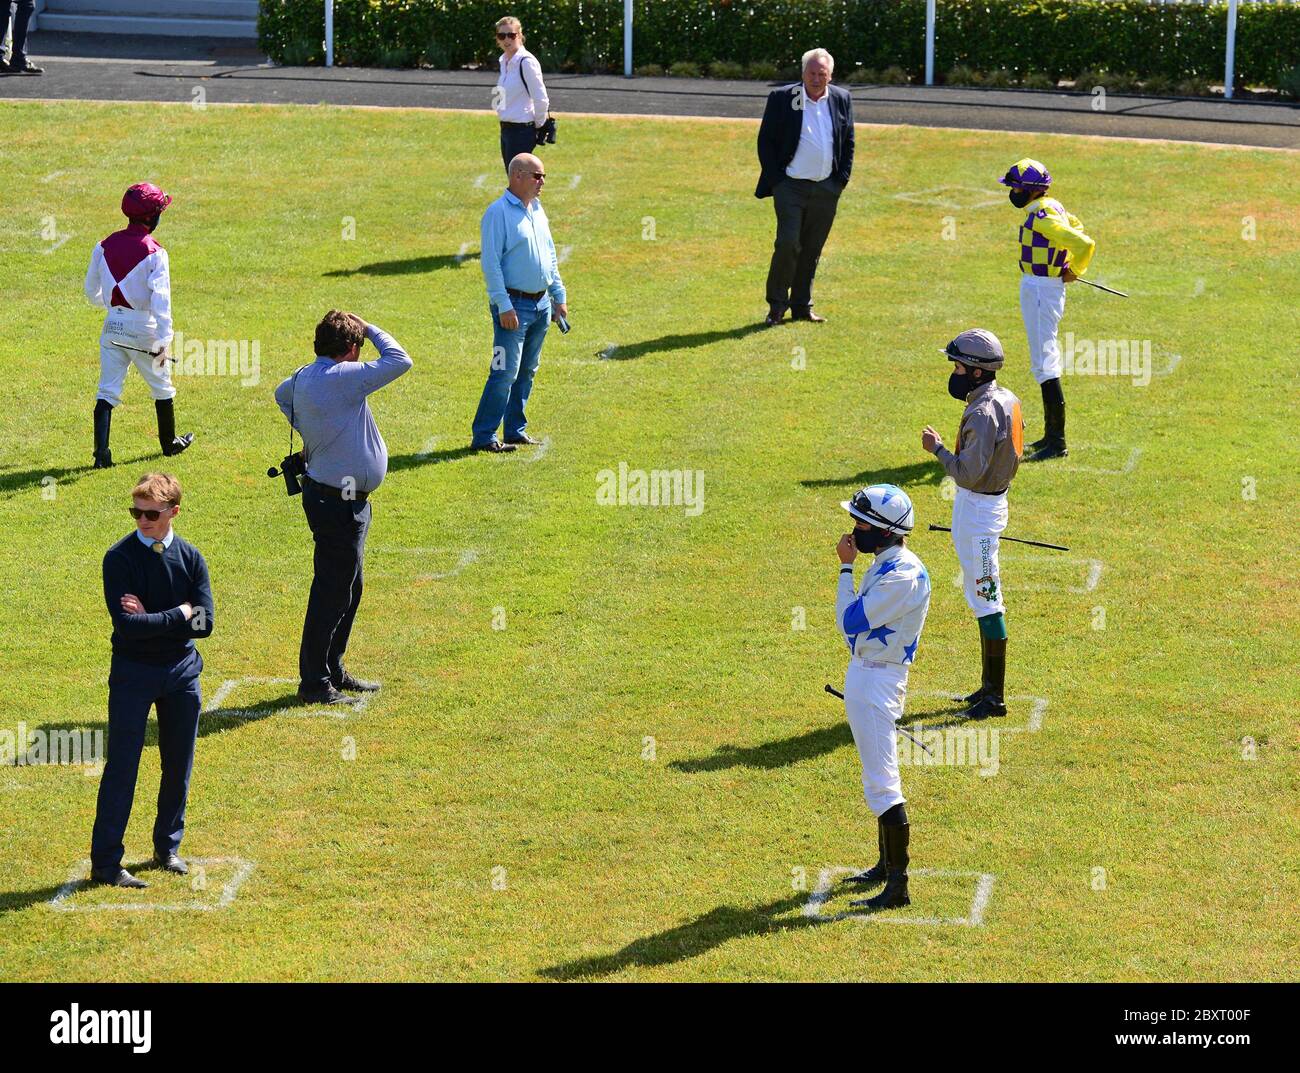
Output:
[765, 176, 843, 312]
[6, 1, 35, 64]
[298, 481, 371, 692]
[90, 649, 203, 871]
[500, 122, 538, 173]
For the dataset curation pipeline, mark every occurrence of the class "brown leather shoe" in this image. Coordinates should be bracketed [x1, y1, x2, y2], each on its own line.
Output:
[471, 440, 517, 453]
[790, 308, 826, 322]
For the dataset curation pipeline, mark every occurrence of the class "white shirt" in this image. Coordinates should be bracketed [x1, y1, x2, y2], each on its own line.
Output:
[496, 48, 549, 126]
[784, 89, 834, 181]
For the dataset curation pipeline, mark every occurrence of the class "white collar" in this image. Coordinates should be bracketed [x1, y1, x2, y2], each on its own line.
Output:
[136, 527, 175, 550]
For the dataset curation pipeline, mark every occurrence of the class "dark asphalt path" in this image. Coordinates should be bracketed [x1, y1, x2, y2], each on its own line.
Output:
[2, 34, 1296, 149]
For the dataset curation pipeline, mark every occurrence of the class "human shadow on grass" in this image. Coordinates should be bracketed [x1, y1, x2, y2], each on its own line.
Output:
[323, 251, 479, 278]
[538, 892, 820, 979]
[800, 458, 945, 491]
[598, 321, 770, 361]
[668, 698, 969, 773]
[387, 445, 477, 472]
[0, 456, 155, 499]
[0, 881, 74, 915]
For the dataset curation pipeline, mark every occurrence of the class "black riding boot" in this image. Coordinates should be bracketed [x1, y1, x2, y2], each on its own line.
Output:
[1030, 378, 1067, 460]
[93, 400, 114, 468]
[155, 398, 194, 457]
[855, 821, 910, 910]
[967, 637, 1007, 719]
[845, 818, 887, 887]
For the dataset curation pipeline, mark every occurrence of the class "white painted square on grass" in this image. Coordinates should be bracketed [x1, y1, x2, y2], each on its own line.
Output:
[204, 677, 367, 720]
[910, 689, 1048, 735]
[49, 857, 255, 913]
[1058, 443, 1142, 476]
[803, 867, 995, 926]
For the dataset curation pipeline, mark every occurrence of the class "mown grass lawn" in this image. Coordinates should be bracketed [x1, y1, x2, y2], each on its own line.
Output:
[0, 100, 1296, 981]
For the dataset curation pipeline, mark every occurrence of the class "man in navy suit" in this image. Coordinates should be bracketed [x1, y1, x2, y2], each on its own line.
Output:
[756, 48, 855, 326]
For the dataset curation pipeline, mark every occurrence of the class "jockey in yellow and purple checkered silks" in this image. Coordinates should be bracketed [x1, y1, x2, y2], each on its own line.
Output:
[999, 158, 1095, 278]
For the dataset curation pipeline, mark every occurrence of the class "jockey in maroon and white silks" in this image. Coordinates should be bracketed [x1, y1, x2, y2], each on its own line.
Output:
[85, 183, 192, 467]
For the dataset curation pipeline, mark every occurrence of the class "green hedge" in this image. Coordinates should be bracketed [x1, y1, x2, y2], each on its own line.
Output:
[258, 0, 1300, 89]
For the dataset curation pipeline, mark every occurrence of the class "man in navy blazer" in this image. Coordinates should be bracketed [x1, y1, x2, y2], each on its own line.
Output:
[755, 48, 855, 326]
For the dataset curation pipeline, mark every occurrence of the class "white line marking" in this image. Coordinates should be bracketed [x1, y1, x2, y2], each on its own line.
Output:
[49, 857, 255, 912]
[369, 546, 480, 581]
[205, 677, 365, 720]
[804, 867, 996, 925]
[520, 435, 551, 463]
[41, 171, 67, 183]
[912, 689, 1048, 735]
[1061, 444, 1142, 476]
[892, 185, 1005, 211]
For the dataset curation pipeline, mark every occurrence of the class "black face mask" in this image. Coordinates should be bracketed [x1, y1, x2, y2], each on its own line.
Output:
[854, 526, 891, 554]
[948, 370, 972, 401]
[1008, 188, 1034, 209]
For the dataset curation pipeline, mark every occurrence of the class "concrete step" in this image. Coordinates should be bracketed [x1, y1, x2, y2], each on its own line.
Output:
[43, 0, 258, 15]
[36, 13, 258, 39]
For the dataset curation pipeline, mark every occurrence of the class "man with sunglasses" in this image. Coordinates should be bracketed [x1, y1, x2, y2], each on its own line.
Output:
[471, 153, 567, 454]
[92, 472, 213, 888]
[275, 310, 412, 705]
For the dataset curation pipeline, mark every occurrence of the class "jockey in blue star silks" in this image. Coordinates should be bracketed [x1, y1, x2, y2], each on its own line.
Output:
[834, 483, 931, 911]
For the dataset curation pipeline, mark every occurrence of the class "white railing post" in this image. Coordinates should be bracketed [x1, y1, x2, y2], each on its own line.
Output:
[624, 0, 633, 77]
[326, 0, 334, 68]
[1224, 0, 1239, 100]
[925, 0, 936, 86]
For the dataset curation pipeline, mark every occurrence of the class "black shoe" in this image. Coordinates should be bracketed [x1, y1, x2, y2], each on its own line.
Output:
[504, 434, 543, 446]
[1026, 435, 1049, 453]
[13, 60, 43, 75]
[90, 867, 148, 889]
[333, 673, 381, 693]
[93, 451, 114, 469]
[852, 872, 910, 910]
[162, 433, 194, 457]
[965, 693, 1007, 719]
[957, 685, 987, 705]
[471, 440, 517, 453]
[1028, 440, 1068, 461]
[763, 304, 786, 327]
[789, 308, 826, 323]
[153, 853, 188, 875]
[297, 685, 357, 706]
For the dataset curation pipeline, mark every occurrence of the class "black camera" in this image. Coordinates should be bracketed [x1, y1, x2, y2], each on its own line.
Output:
[267, 450, 306, 496]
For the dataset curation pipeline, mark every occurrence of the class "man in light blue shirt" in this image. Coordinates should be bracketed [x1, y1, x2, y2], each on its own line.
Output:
[471, 152, 568, 453]
[273, 311, 411, 705]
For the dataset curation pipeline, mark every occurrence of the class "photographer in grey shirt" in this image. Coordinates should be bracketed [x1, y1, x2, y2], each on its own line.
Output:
[274, 311, 411, 705]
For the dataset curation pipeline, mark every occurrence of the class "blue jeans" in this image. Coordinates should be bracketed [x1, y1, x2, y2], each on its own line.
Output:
[471, 296, 550, 446]
[90, 649, 203, 870]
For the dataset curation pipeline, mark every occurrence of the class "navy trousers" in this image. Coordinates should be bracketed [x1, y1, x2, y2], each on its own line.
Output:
[90, 648, 203, 871]
[500, 122, 538, 172]
[298, 481, 371, 693]
[5, 2, 35, 66]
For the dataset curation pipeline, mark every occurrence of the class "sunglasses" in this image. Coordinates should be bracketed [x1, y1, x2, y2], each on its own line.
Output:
[129, 506, 175, 521]
[530, 172, 546, 181]
[496, 31, 518, 39]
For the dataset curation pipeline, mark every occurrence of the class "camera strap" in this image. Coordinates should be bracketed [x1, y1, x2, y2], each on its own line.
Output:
[288, 364, 308, 460]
